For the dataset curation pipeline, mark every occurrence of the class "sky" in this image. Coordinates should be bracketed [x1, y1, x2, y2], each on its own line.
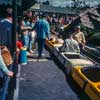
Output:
[36, 0, 100, 7]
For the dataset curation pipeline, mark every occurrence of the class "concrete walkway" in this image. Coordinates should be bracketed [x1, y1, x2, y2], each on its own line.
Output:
[18, 49, 90, 100]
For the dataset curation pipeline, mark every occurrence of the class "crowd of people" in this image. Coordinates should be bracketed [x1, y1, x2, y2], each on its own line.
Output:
[20, 10, 50, 58]
[0, 7, 86, 77]
[19, 10, 77, 54]
[59, 25, 86, 53]
[18, 11, 74, 56]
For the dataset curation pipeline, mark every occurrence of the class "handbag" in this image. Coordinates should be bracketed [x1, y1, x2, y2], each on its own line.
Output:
[0, 46, 13, 66]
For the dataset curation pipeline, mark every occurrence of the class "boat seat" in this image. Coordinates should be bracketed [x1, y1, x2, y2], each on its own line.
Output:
[64, 54, 81, 59]
[54, 43, 63, 47]
[81, 67, 100, 82]
[71, 59, 93, 66]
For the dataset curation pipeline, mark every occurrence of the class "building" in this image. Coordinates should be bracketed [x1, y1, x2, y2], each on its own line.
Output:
[64, 5, 100, 37]
[29, 3, 77, 15]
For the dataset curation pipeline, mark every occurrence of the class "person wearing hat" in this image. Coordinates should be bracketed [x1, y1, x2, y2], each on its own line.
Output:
[72, 25, 86, 50]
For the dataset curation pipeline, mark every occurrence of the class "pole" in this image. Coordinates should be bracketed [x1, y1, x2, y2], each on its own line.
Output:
[12, 0, 17, 55]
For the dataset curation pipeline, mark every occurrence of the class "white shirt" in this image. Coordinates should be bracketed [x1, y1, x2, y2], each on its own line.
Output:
[59, 38, 80, 53]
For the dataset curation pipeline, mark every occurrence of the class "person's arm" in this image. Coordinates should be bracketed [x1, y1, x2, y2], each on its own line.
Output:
[81, 32, 86, 48]
[0, 50, 13, 77]
[46, 22, 50, 40]
[21, 21, 32, 31]
[21, 24, 31, 31]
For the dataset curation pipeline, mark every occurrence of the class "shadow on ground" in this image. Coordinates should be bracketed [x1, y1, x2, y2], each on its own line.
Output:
[51, 53, 90, 100]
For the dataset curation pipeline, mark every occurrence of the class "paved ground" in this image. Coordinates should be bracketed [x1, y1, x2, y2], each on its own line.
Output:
[18, 49, 90, 100]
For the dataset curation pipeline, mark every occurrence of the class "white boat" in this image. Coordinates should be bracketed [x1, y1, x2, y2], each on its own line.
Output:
[45, 39, 94, 75]
[57, 52, 93, 74]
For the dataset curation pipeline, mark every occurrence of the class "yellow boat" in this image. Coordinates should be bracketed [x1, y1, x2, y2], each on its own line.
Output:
[72, 66, 100, 100]
[46, 39, 100, 100]
[45, 39, 54, 50]
[45, 39, 63, 56]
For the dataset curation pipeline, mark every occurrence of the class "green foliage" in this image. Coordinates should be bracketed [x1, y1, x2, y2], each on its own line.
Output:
[87, 32, 100, 46]
[79, 23, 87, 35]
[88, 32, 100, 40]
[79, 23, 86, 32]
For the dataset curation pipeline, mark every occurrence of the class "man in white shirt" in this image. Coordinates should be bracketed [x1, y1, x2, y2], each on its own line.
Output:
[59, 34, 80, 53]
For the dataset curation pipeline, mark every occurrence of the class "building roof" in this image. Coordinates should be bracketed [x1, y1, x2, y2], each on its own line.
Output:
[29, 3, 77, 14]
[66, 6, 100, 30]
[80, 15, 94, 29]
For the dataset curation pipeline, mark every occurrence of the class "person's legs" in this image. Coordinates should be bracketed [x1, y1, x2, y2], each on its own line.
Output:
[28, 34, 34, 53]
[37, 38, 45, 57]
[33, 37, 37, 51]
[22, 34, 29, 49]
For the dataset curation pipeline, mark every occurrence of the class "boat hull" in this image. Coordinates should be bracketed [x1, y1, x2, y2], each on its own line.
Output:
[72, 66, 100, 100]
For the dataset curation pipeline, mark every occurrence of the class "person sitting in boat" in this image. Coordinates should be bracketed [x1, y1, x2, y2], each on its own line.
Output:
[72, 25, 86, 50]
[59, 33, 80, 53]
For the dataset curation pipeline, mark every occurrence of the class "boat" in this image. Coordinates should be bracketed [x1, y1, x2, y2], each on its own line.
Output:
[57, 52, 93, 74]
[45, 39, 100, 99]
[45, 39, 63, 51]
[72, 66, 100, 100]
[45, 39, 93, 74]
[45, 39, 63, 57]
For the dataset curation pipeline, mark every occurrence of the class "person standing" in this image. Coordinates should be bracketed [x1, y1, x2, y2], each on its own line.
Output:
[33, 14, 50, 58]
[0, 7, 13, 55]
[20, 12, 32, 52]
[28, 17, 36, 53]
[0, 7, 14, 77]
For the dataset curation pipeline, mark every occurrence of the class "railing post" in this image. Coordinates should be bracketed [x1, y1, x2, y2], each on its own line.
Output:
[12, 0, 17, 56]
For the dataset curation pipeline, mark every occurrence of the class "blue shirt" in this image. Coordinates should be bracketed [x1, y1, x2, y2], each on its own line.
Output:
[34, 19, 50, 39]
[0, 19, 12, 51]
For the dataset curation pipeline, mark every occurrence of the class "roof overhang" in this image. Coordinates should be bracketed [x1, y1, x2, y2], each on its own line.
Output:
[0, 0, 22, 6]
